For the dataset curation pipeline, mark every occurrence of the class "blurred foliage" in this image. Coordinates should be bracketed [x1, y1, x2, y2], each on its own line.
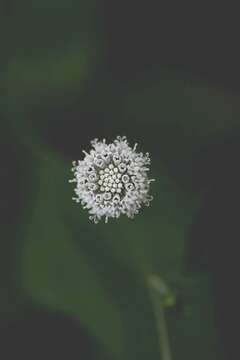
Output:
[1, 1, 240, 359]
[5, 44, 96, 98]
[21, 150, 124, 358]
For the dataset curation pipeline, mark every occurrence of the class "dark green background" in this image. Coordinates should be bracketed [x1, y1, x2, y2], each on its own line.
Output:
[1, 1, 240, 359]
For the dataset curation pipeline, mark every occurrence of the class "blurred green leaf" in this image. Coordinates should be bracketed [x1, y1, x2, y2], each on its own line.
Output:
[3, 0, 101, 105]
[21, 152, 124, 359]
[4, 45, 96, 98]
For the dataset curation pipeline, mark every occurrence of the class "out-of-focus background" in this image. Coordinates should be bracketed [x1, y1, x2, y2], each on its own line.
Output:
[1, 1, 240, 359]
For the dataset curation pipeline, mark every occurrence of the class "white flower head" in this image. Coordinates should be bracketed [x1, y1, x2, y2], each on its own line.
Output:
[70, 136, 154, 223]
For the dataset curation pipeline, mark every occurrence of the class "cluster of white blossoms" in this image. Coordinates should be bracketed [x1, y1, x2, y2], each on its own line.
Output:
[70, 136, 154, 223]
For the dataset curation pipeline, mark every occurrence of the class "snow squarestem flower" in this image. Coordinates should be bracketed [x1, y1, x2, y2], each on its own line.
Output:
[70, 136, 155, 223]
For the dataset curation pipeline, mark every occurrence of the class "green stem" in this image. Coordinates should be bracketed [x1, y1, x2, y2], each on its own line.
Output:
[148, 274, 172, 360]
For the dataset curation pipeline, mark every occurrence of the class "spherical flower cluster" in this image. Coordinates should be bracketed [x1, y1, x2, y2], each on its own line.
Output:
[70, 136, 154, 223]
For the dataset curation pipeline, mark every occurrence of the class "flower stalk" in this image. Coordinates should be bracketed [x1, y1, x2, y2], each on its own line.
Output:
[148, 274, 174, 360]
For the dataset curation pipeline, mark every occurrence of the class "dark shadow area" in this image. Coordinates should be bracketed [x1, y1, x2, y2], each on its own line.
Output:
[186, 133, 240, 359]
[103, 1, 240, 93]
[0, 123, 36, 314]
[0, 305, 109, 360]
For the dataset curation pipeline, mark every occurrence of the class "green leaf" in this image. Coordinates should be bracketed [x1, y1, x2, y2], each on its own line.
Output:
[21, 152, 124, 359]
[4, 45, 96, 99]
[3, 0, 101, 104]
